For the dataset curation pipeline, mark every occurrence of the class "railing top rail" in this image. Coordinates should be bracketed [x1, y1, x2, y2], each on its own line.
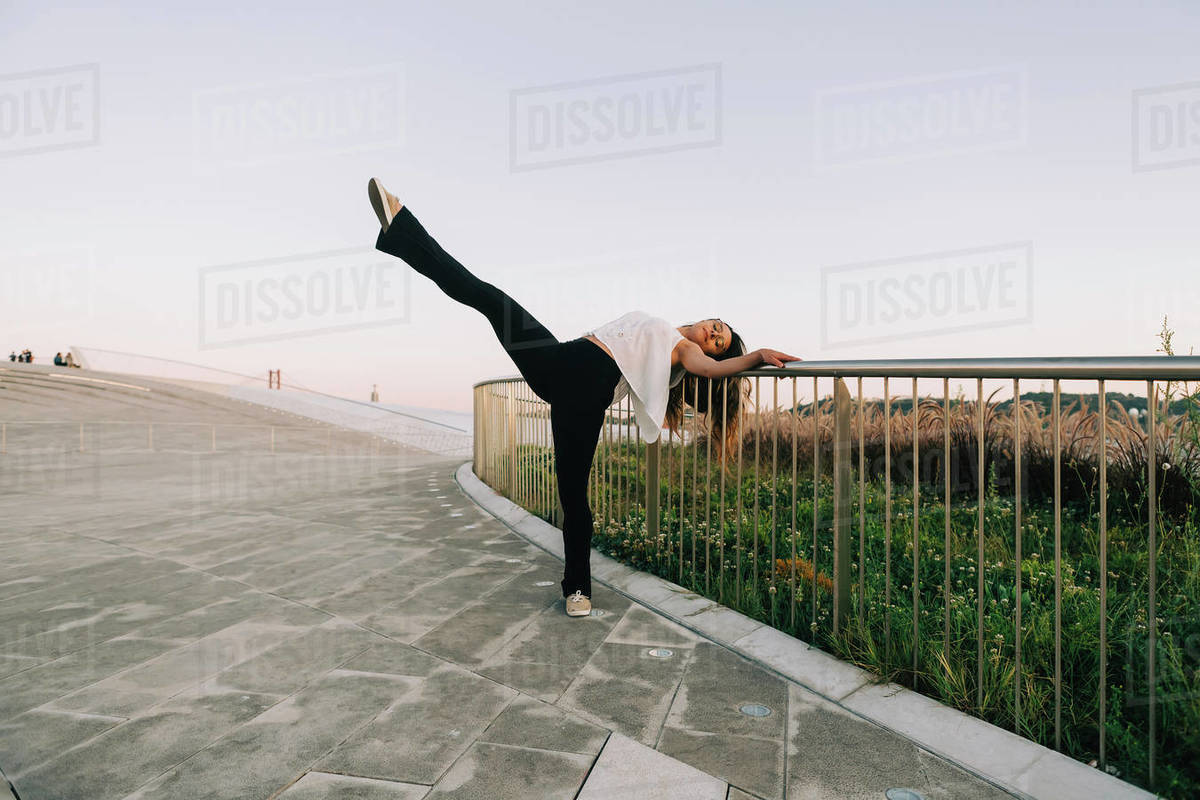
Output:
[474, 356, 1200, 388]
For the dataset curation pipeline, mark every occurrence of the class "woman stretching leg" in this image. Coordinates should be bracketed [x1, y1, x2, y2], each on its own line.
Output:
[369, 178, 621, 616]
[368, 178, 801, 617]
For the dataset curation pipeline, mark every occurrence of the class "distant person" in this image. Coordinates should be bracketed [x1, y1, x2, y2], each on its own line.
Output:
[7, 351, 14, 362]
[54, 352, 65, 366]
[65, 351, 78, 368]
[366, 176, 800, 618]
[24, 350, 33, 364]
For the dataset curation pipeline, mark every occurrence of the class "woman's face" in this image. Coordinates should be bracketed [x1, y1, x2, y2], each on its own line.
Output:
[693, 318, 730, 356]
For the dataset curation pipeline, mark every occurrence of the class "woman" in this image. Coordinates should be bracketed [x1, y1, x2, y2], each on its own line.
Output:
[367, 178, 800, 617]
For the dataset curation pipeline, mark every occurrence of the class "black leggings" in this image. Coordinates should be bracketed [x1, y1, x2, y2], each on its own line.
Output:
[375, 207, 620, 599]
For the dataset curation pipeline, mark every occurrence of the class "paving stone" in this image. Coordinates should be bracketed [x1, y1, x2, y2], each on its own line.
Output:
[0, 655, 40, 680]
[0, 636, 177, 721]
[575, 731, 726, 800]
[482, 592, 625, 668]
[247, 599, 335, 628]
[786, 683, 1014, 800]
[557, 641, 691, 746]
[657, 726, 784, 800]
[425, 741, 592, 799]
[11, 687, 282, 800]
[270, 553, 399, 605]
[0, 709, 124, 776]
[474, 659, 580, 703]
[605, 604, 702, 648]
[276, 771, 430, 799]
[360, 562, 526, 643]
[238, 550, 356, 591]
[664, 641, 788, 740]
[314, 552, 443, 619]
[0, 576, 187, 650]
[384, 543, 497, 581]
[205, 541, 334, 580]
[43, 620, 304, 717]
[477, 693, 608, 756]
[0, 586, 231, 661]
[316, 666, 516, 784]
[0, 558, 180, 627]
[210, 620, 385, 694]
[123, 670, 415, 800]
[339, 641, 447, 678]
[410, 592, 552, 667]
[121, 592, 276, 643]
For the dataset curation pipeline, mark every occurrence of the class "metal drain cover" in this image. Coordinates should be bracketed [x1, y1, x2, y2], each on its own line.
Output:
[738, 703, 771, 717]
[648, 648, 674, 658]
[885, 790, 926, 800]
[504, 558, 522, 563]
[589, 608, 606, 617]
[534, 581, 556, 587]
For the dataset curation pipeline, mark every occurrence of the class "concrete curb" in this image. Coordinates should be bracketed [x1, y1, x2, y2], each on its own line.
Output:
[453, 459, 1157, 800]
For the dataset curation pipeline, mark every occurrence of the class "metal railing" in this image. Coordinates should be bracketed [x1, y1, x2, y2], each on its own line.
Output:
[474, 357, 1200, 796]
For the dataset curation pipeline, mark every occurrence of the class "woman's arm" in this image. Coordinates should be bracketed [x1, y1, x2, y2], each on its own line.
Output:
[677, 340, 802, 378]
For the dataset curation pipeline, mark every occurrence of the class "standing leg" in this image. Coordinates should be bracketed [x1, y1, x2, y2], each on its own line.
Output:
[551, 400, 606, 599]
[376, 206, 560, 403]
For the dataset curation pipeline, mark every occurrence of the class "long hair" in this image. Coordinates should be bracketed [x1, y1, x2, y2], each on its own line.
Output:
[663, 320, 749, 473]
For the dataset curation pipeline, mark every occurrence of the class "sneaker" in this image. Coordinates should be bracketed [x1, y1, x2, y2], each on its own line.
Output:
[565, 590, 591, 617]
[368, 177, 401, 232]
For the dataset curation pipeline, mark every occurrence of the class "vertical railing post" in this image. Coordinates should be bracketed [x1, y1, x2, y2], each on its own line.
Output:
[646, 439, 660, 545]
[506, 382, 516, 499]
[1147, 379, 1158, 789]
[832, 377, 852, 635]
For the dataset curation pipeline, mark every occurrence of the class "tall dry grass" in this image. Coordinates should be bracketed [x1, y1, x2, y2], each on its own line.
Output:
[738, 388, 1200, 521]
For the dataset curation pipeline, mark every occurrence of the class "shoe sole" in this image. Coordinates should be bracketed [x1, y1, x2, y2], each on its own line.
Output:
[367, 177, 393, 231]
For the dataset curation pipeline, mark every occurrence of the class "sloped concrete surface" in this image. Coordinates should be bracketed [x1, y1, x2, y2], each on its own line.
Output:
[1, 367, 1029, 799]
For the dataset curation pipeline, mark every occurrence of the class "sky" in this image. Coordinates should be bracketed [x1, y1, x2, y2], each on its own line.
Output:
[2, 0, 1198, 414]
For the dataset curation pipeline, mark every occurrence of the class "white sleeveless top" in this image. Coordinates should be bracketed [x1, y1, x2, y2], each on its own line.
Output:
[582, 310, 687, 443]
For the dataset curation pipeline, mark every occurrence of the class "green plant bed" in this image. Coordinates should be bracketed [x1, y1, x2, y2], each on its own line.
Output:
[587, 473, 1200, 798]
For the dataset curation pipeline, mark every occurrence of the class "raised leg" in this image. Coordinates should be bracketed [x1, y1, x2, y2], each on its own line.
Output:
[376, 206, 561, 402]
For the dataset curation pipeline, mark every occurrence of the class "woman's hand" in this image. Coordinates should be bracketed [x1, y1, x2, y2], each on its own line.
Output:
[755, 348, 802, 367]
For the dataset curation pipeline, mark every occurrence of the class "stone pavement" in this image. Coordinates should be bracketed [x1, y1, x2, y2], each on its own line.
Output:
[0, 370, 1017, 799]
